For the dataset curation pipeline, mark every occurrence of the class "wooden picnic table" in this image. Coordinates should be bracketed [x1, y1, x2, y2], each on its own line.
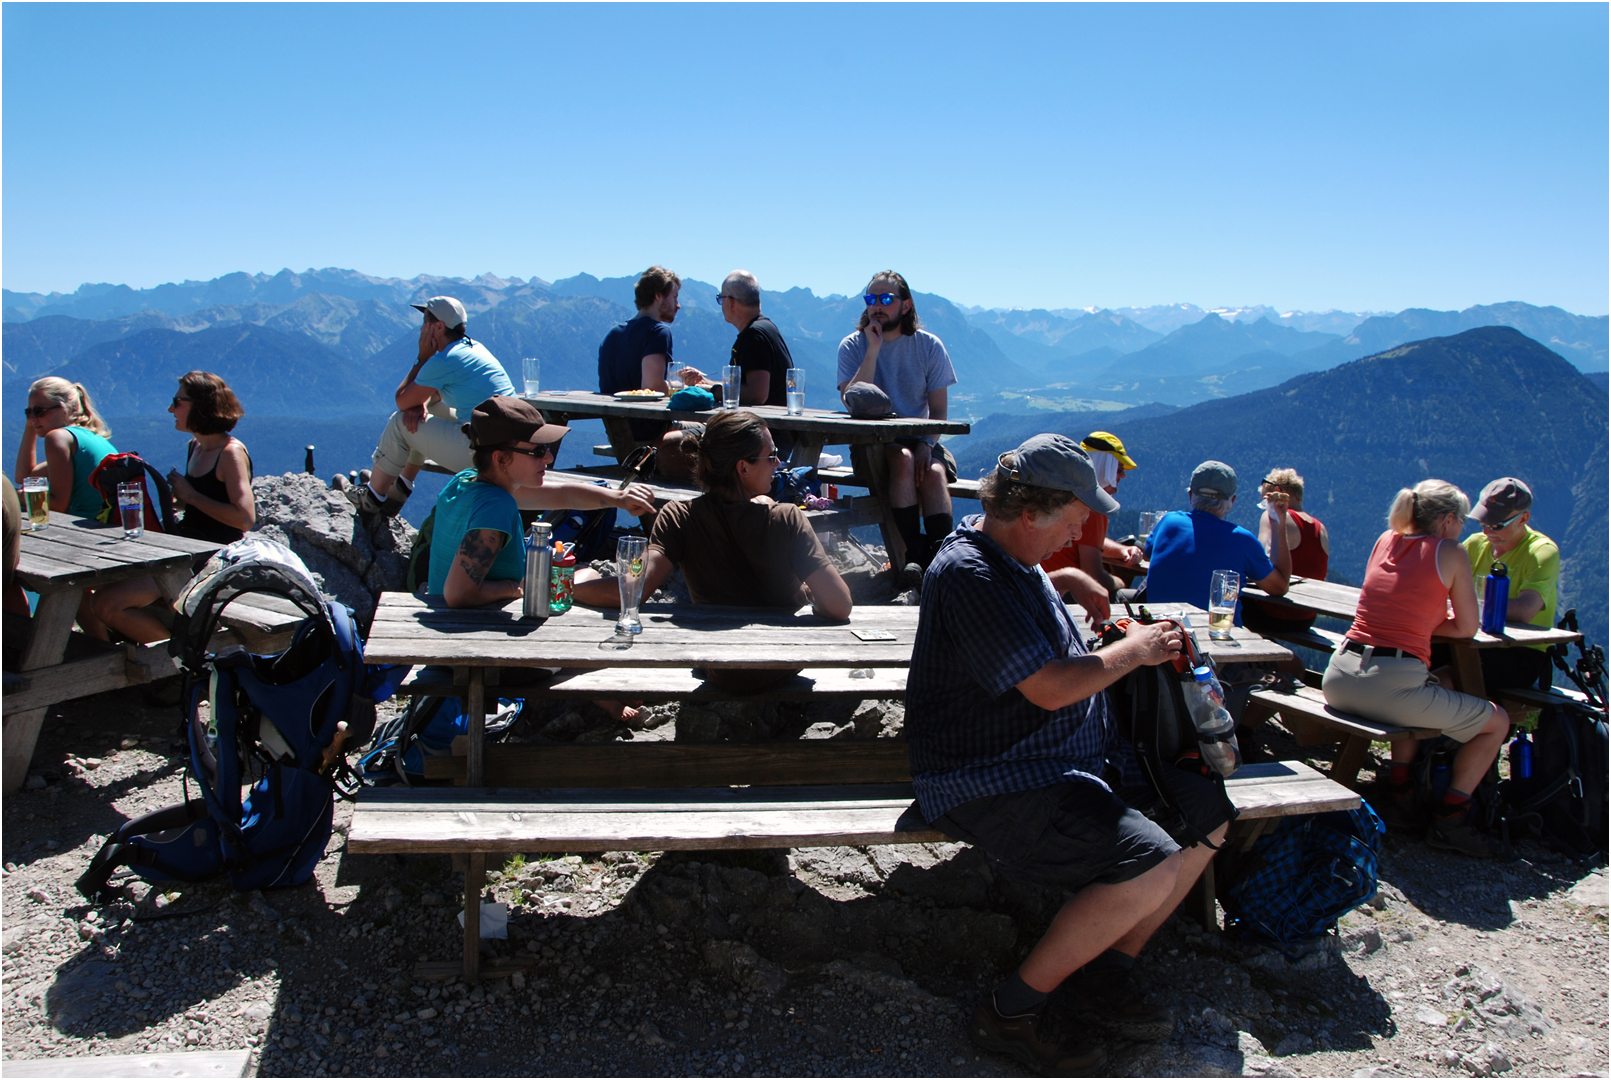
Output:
[4, 512, 222, 793]
[362, 593, 1292, 787]
[523, 391, 970, 567]
[1242, 577, 1580, 698]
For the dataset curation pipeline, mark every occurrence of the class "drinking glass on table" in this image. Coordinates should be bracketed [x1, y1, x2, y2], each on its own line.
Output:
[1138, 510, 1165, 544]
[786, 368, 805, 415]
[117, 481, 144, 539]
[22, 477, 48, 531]
[522, 357, 541, 396]
[1208, 569, 1240, 641]
[615, 535, 648, 636]
[721, 365, 742, 410]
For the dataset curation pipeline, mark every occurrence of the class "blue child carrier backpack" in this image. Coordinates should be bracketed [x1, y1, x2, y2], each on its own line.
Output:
[77, 538, 400, 899]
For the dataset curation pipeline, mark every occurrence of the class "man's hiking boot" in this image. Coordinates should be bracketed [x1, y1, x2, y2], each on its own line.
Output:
[970, 997, 1104, 1077]
[1426, 815, 1511, 859]
[345, 483, 402, 520]
[898, 562, 924, 591]
[1061, 967, 1176, 1042]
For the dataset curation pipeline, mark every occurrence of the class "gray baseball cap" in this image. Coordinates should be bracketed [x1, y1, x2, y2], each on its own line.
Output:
[1470, 477, 1533, 524]
[996, 434, 1120, 514]
[843, 381, 894, 419]
[412, 295, 468, 329]
[1189, 460, 1238, 500]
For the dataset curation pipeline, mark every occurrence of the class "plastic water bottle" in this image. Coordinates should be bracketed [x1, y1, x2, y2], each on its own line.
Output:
[1481, 561, 1510, 635]
[1508, 733, 1533, 780]
[1183, 666, 1240, 778]
[522, 522, 553, 620]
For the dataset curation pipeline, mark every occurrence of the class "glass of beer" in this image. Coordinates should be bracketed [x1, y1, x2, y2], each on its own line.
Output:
[117, 481, 145, 539]
[1138, 510, 1165, 543]
[22, 477, 48, 531]
[1208, 569, 1240, 640]
[786, 368, 805, 415]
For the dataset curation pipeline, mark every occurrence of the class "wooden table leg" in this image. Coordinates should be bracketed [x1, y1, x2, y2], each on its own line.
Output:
[788, 434, 825, 473]
[1331, 735, 1372, 786]
[463, 852, 485, 981]
[466, 667, 486, 788]
[850, 444, 905, 568]
[1448, 642, 1487, 699]
[3, 590, 83, 794]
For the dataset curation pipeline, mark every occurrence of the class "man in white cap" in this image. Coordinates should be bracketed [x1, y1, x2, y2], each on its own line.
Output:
[907, 434, 1229, 1073]
[348, 295, 515, 518]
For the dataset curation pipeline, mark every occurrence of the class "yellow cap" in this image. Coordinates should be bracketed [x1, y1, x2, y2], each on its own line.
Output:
[1081, 431, 1137, 470]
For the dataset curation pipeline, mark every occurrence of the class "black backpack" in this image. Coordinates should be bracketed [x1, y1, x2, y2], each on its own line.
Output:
[1501, 699, 1609, 860]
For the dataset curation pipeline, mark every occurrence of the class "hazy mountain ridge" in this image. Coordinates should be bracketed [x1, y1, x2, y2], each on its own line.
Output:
[949, 326, 1608, 649]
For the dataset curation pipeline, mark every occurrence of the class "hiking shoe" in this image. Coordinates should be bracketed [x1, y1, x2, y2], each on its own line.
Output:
[344, 483, 402, 519]
[1370, 785, 1426, 833]
[898, 562, 924, 591]
[1062, 968, 1176, 1042]
[1426, 815, 1511, 859]
[970, 998, 1105, 1077]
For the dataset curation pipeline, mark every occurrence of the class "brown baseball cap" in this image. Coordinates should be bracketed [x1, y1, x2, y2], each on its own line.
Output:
[1470, 477, 1533, 524]
[461, 396, 569, 448]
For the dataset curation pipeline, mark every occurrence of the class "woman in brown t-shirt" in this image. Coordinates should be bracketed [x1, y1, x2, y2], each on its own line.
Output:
[575, 410, 852, 621]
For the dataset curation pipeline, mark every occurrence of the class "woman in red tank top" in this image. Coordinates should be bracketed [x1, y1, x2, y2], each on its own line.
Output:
[1246, 469, 1329, 630]
[1321, 479, 1507, 858]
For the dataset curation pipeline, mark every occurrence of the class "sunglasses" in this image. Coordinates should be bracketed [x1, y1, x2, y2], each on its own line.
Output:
[171, 396, 192, 407]
[1481, 513, 1523, 532]
[746, 450, 782, 464]
[863, 293, 899, 307]
[502, 442, 559, 460]
[21, 404, 63, 419]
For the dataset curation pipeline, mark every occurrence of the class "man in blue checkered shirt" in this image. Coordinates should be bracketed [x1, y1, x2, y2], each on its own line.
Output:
[909, 434, 1232, 1075]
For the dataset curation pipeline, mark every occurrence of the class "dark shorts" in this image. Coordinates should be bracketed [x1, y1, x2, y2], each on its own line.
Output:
[935, 768, 1233, 894]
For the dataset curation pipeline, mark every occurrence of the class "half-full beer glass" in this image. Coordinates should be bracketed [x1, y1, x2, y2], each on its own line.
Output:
[22, 477, 48, 531]
[1208, 570, 1240, 640]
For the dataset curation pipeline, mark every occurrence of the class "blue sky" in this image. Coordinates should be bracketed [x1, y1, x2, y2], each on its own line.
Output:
[4, 3, 1606, 314]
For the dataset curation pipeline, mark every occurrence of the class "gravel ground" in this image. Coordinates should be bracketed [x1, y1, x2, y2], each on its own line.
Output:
[3, 679, 1607, 1078]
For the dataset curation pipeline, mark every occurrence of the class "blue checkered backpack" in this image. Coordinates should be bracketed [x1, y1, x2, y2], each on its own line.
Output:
[1218, 803, 1385, 947]
[77, 538, 401, 899]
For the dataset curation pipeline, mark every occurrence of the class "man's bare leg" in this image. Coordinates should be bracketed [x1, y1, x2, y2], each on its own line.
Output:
[1110, 823, 1229, 956]
[1018, 852, 1181, 992]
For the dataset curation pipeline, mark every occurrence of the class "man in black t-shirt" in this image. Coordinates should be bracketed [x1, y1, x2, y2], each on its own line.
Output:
[597, 266, 702, 473]
[679, 270, 792, 408]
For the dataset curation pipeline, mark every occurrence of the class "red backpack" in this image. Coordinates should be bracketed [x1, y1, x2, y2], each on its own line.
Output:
[87, 452, 177, 534]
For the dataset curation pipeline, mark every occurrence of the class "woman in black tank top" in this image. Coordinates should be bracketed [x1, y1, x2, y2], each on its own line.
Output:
[92, 372, 255, 643]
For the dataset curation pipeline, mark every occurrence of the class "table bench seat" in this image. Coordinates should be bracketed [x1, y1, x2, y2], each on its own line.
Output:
[395, 664, 907, 704]
[548, 467, 881, 532]
[1246, 683, 1438, 785]
[346, 756, 1356, 980]
[815, 464, 981, 503]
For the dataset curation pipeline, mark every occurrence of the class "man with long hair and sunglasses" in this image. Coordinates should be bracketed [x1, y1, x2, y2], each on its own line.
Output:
[836, 271, 958, 581]
[1431, 477, 1559, 698]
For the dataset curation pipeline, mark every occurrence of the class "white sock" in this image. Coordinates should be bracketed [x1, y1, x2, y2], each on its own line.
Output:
[367, 482, 386, 501]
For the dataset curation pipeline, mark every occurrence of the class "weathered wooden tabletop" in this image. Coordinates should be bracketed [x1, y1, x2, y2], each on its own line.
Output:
[16, 511, 218, 593]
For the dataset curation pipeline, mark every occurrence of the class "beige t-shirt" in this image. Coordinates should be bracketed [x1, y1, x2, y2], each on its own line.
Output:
[650, 495, 834, 610]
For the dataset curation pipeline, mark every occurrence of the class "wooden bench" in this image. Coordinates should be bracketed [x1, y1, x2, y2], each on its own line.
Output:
[1262, 624, 1347, 657]
[395, 664, 907, 706]
[816, 464, 982, 503]
[547, 466, 881, 533]
[1245, 682, 1438, 786]
[346, 749, 1357, 980]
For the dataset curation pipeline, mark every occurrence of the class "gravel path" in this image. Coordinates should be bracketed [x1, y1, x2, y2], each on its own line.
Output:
[3, 682, 1607, 1078]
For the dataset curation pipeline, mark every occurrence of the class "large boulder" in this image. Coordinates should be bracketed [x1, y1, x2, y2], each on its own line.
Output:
[250, 473, 417, 620]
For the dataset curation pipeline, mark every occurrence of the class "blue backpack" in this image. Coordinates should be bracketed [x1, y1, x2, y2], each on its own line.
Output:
[78, 539, 401, 898]
[1218, 803, 1385, 947]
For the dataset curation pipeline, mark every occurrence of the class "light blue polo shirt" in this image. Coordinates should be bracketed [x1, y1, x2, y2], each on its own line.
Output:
[417, 337, 515, 414]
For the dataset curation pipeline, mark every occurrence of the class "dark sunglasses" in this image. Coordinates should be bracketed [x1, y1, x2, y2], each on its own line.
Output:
[502, 442, 559, 460]
[1481, 513, 1523, 532]
[863, 293, 899, 307]
[171, 396, 192, 407]
[21, 404, 62, 419]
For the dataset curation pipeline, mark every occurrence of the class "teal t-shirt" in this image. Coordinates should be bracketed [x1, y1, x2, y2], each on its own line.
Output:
[427, 471, 525, 597]
[416, 338, 515, 414]
[67, 425, 118, 518]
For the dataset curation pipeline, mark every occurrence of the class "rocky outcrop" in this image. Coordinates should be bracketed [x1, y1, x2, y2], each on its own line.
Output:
[250, 473, 416, 621]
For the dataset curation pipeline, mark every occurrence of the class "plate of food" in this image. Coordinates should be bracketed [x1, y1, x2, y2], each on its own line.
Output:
[614, 389, 666, 400]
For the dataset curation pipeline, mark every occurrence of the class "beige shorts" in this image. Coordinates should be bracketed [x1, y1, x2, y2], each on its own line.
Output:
[1321, 646, 1493, 742]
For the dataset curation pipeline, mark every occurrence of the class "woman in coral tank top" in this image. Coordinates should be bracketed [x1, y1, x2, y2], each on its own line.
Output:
[1322, 479, 1507, 858]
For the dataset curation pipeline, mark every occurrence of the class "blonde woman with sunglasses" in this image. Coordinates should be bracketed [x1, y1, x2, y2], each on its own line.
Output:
[14, 376, 117, 518]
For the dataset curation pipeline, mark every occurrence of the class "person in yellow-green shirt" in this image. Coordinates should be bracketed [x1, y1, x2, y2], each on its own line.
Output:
[1435, 477, 1559, 696]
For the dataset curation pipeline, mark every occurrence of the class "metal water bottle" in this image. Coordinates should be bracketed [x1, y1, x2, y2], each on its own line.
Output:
[522, 522, 553, 620]
[1508, 733, 1533, 779]
[1481, 561, 1510, 635]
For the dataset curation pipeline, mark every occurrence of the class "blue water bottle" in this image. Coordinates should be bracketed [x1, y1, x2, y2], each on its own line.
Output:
[1481, 561, 1510, 636]
[1508, 733, 1533, 780]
